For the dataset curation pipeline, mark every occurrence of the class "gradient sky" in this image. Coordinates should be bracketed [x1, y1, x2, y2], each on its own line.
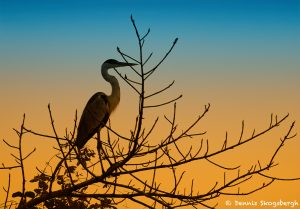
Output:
[1, 0, 300, 207]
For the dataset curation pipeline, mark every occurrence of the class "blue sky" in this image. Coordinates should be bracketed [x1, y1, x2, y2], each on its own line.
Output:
[1, 0, 299, 75]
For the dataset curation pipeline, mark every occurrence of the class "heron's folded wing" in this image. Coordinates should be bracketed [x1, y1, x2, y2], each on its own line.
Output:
[76, 92, 109, 148]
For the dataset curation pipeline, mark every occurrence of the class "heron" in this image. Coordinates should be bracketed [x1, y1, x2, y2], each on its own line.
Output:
[75, 59, 137, 149]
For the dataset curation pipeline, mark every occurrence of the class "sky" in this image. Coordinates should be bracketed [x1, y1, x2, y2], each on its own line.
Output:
[0, 0, 300, 208]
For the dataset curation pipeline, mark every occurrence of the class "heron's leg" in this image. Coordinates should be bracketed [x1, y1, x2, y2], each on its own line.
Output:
[97, 131, 105, 173]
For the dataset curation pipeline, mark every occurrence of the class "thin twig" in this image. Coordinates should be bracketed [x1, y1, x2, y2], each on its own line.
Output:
[4, 173, 11, 209]
[145, 95, 182, 108]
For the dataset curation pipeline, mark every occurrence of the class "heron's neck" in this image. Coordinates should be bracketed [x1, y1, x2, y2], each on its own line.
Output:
[101, 67, 120, 113]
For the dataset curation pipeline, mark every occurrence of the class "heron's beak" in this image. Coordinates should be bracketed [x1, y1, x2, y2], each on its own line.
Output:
[117, 62, 138, 67]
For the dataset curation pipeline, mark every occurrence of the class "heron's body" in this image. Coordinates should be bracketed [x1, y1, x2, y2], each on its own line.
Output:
[75, 59, 136, 149]
[75, 92, 110, 149]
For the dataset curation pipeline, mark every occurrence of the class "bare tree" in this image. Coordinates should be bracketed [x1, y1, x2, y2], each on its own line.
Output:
[1, 16, 299, 209]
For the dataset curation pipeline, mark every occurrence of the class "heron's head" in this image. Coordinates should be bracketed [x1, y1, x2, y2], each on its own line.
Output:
[103, 59, 137, 69]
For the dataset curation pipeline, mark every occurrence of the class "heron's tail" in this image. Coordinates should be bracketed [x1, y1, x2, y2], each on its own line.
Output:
[74, 136, 85, 149]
